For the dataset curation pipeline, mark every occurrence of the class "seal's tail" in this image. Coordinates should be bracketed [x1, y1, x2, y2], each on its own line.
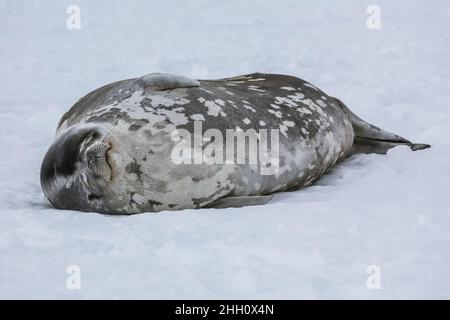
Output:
[333, 98, 430, 155]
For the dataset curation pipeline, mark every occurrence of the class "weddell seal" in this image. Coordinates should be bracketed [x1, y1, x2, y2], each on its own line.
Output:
[40, 73, 430, 214]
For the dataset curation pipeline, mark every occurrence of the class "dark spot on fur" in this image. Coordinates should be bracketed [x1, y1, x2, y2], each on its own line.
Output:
[148, 177, 169, 193]
[143, 130, 152, 138]
[125, 159, 143, 180]
[147, 199, 162, 211]
[129, 124, 142, 131]
[154, 121, 166, 129]
[128, 119, 149, 131]
[140, 97, 155, 112]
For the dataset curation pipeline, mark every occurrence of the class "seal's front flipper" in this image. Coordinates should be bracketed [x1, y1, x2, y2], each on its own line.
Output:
[137, 73, 200, 91]
[205, 195, 273, 209]
[334, 98, 431, 155]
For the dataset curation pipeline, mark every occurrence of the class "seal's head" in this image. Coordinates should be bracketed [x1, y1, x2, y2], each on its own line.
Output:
[40, 125, 131, 214]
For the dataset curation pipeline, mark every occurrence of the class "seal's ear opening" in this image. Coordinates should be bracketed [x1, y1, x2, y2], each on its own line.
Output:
[333, 97, 431, 155]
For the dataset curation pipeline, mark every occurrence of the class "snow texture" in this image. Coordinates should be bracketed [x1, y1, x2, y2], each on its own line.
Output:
[0, 0, 449, 299]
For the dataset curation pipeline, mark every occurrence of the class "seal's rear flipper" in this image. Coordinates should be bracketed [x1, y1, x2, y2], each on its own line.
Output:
[352, 137, 430, 154]
[333, 98, 431, 155]
[205, 195, 273, 209]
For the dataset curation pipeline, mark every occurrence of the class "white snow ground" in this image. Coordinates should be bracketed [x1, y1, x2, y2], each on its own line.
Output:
[0, 0, 449, 299]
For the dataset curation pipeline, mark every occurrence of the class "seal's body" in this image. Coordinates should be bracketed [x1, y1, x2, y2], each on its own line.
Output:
[40, 73, 429, 214]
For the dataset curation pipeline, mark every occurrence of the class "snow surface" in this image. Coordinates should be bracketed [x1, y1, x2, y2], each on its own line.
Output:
[1, 0, 449, 299]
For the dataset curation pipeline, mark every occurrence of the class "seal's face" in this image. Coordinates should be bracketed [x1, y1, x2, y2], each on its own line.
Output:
[40, 125, 133, 214]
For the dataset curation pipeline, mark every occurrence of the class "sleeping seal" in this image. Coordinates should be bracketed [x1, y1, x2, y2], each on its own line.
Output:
[40, 73, 429, 214]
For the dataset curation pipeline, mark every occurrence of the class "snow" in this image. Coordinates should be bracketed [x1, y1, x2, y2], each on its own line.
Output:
[1, 0, 449, 299]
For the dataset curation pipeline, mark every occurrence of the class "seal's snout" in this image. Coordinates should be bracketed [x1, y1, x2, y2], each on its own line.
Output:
[85, 141, 112, 180]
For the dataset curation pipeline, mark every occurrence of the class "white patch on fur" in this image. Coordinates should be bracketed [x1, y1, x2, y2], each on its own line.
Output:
[243, 104, 256, 112]
[316, 99, 327, 108]
[304, 83, 319, 91]
[203, 100, 226, 117]
[283, 120, 295, 127]
[248, 85, 265, 92]
[215, 99, 226, 106]
[297, 107, 312, 115]
[280, 86, 296, 91]
[268, 109, 282, 118]
[279, 124, 289, 137]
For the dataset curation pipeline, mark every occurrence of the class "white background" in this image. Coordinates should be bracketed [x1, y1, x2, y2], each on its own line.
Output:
[0, 0, 449, 298]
